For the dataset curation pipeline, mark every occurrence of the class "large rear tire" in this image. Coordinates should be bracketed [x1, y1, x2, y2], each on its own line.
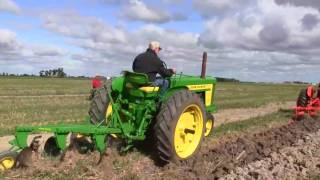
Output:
[154, 89, 206, 164]
[297, 89, 308, 107]
[88, 81, 112, 124]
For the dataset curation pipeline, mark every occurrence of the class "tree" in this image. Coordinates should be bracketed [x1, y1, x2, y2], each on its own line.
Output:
[39, 68, 67, 78]
[39, 70, 44, 77]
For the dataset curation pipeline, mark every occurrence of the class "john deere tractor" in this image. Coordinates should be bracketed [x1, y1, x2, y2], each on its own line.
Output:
[0, 52, 216, 170]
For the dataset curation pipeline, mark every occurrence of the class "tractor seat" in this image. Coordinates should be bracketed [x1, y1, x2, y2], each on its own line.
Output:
[139, 86, 159, 92]
[123, 71, 160, 93]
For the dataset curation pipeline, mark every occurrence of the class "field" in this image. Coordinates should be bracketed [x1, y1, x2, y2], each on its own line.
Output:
[0, 77, 304, 136]
[0, 77, 90, 136]
[1, 77, 319, 179]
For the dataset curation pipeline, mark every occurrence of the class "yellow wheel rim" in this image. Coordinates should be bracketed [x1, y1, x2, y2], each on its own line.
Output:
[174, 104, 204, 159]
[106, 103, 112, 120]
[0, 157, 15, 170]
[106, 103, 117, 138]
[204, 118, 213, 137]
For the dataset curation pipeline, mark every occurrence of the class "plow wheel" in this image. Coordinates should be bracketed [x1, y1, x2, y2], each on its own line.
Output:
[89, 81, 112, 124]
[44, 136, 61, 157]
[154, 90, 206, 164]
[69, 134, 94, 154]
[297, 89, 308, 107]
[204, 113, 214, 137]
[0, 151, 17, 170]
[296, 88, 309, 121]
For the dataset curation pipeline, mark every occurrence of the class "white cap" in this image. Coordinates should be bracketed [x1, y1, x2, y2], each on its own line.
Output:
[149, 41, 162, 50]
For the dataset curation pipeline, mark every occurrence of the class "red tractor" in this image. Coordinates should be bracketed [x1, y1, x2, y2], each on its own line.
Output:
[294, 84, 320, 120]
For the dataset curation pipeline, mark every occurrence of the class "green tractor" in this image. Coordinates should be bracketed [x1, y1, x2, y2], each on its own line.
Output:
[0, 52, 217, 170]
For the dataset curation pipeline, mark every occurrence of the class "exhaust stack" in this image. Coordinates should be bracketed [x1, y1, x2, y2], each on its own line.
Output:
[201, 52, 207, 79]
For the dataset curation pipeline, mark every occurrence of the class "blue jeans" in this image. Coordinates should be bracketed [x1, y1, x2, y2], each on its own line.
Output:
[152, 78, 169, 95]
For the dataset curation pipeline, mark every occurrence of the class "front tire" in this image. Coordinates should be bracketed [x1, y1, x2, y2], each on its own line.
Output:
[154, 90, 206, 164]
[204, 113, 214, 137]
[0, 151, 18, 170]
[297, 89, 308, 107]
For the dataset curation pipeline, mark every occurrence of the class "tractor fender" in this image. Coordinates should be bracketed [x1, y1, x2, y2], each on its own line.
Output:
[111, 77, 125, 92]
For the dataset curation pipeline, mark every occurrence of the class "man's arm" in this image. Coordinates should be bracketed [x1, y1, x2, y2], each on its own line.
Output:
[157, 60, 174, 78]
[132, 57, 137, 72]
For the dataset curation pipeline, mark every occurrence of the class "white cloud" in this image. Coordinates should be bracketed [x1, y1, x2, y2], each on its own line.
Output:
[0, 0, 20, 14]
[162, 0, 184, 4]
[119, 0, 186, 23]
[274, 0, 320, 10]
[135, 25, 198, 48]
[198, 0, 320, 56]
[0, 29, 65, 64]
[40, 11, 201, 76]
[193, 0, 254, 17]
[32, 45, 66, 57]
[43, 12, 128, 43]
[0, 29, 20, 52]
[195, 0, 320, 82]
[301, 13, 319, 30]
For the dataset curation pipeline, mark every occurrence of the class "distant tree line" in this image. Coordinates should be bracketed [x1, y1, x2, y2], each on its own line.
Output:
[0, 68, 68, 78]
[283, 81, 309, 84]
[0, 72, 37, 77]
[216, 77, 240, 82]
[39, 68, 66, 78]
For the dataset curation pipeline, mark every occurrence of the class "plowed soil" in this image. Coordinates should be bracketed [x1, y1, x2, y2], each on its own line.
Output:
[2, 117, 320, 179]
[167, 118, 320, 179]
[0, 101, 294, 152]
[224, 129, 320, 179]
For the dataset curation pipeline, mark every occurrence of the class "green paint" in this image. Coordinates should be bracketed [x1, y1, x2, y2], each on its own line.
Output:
[55, 133, 68, 150]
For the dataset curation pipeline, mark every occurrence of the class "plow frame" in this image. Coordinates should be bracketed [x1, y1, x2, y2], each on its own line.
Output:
[9, 84, 158, 155]
[294, 91, 320, 119]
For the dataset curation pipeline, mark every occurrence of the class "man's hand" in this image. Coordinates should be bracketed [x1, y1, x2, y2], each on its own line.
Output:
[171, 68, 176, 74]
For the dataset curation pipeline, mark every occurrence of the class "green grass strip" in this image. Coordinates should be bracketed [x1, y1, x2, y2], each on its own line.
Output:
[212, 108, 293, 138]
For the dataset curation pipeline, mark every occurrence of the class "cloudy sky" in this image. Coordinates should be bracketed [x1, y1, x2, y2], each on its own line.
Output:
[0, 0, 319, 82]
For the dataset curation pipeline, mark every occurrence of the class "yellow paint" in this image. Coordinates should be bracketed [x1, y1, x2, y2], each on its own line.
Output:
[38, 128, 52, 132]
[106, 103, 112, 119]
[105, 103, 117, 138]
[187, 84, 213, 106]
[174, 104, 204, 159]
[0, 156, 15, 170]
[139, 86, 159, 92]
[204, 117, 214, 137]
[76, 134, 84, 138]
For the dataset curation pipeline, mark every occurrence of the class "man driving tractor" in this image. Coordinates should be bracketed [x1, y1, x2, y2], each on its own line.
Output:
[132, 41, 176, 94]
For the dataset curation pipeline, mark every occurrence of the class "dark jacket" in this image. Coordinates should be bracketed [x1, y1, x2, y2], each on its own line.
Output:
[132, 48, 174, 82]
